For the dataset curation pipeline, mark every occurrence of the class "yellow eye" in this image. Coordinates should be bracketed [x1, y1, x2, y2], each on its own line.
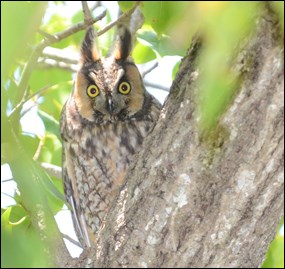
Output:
[118, 81, 131, 95]
[87, 85, 99, 98]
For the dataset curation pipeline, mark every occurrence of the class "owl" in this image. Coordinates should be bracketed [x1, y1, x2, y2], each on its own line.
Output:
[60, 26, 161, 248]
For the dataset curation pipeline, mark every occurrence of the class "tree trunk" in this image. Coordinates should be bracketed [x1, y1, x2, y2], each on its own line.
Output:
[67, 7, 284, 268]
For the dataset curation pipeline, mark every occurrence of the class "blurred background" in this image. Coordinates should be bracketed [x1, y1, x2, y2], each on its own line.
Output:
[1, 1, 284, 267]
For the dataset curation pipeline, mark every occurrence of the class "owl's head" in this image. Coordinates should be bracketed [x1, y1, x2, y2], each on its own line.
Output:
[73, 27, 145, 123]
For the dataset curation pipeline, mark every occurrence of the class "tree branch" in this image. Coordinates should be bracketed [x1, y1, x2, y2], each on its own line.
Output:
[42, 47, 78, 64]
[91, 1, 102, 11]
[96, 1, 141, 37]
[40, 162, 62, 179]
[9, 85, 52, 117]
[15, 1, 143, 113]
[70, 8, 284, 268]
[141, 62, 158, 78]
[144, 81, 169, 92]
[62, 233, 82, 248]
[15, 10, 106, 107]
[37, 58, 78, 72]
[81, 1, 93, 24]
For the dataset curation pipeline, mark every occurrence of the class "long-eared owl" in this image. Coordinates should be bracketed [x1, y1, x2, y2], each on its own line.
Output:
[60, 26, 161, 247]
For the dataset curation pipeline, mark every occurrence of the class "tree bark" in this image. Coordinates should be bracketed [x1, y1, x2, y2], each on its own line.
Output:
[68, 6, 284, 268]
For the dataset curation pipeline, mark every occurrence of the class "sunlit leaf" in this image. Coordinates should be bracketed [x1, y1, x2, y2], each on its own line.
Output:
[37, 133, 62, 165]
[118, 1, 135, 12]
[1, 205, 49, 268]
[29, 69, 71, 95]
[35, 163, 65, 214]
[33, 79, 72, 120]
[138, 29, 185, 56]
[71, 10, 84, 24]
[262, 234, 284, 268]
[197, 2, 259, 133]
[2, 205, 30, 230]
[41, 14, 70, 48]
[19, 133, 40, 159]
[38, 110, 60, 140]
[133, 40, 156, 64]
[271, 1, 284, 35]
[140, 2, 188, 36]
[1, 1, 47, 79]
[172, 60, 181, 80]
[1, 2, 283, 268]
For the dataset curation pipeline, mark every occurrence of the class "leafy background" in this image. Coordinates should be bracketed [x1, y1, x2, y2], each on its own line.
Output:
[1, 1, 284, 267]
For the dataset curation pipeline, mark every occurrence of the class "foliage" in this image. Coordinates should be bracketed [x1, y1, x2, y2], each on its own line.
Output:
[262, 219, 284, 269]
[1, 1, 284, 267]
[2, 206, 47, 268]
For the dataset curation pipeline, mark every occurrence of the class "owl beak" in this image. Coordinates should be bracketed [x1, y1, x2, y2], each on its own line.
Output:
[107, 96, 114, 115]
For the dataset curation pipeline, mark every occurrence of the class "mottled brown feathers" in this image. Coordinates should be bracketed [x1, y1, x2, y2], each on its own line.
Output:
[80, 27, 100, 64]
[113, 27, 132, 62]
[60, 26, 161, 248]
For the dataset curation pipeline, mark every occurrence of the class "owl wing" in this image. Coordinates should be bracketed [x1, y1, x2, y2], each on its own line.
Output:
[62, 145, 91, 248]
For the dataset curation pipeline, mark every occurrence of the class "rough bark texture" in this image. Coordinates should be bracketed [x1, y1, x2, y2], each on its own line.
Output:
[66, 7, 284, 268]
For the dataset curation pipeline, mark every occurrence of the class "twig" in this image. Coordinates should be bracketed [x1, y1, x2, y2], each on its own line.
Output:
[1, 179, 14, 183]
[144, 81, 170, 92]
[81, 1, 93, 24]
[141, 62, 159, 78]
[41, 10, 106, 43]
[1, 192, 16, 200]
[15, 10, 106, 107]
[38, 29, 56, 40]
[91, 1, 102, 11]
[14, 2, 140, 120]
[37, 58, 78, 72]
[40, 162, 62, 179]
[61, 233, 82, 248]
[42, 47, 78, 64]
[33, 138, 45, 161]
[9, 85, 52, 117]
[97, 1, 141, 37]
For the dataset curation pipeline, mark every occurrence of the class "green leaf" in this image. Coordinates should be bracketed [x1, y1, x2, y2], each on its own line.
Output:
[118, 1, 135, 12]
[1, 206, 49, 268]
[19, 133, 40, 159]
[41, 14, 70, 48]
[140, 2, 188, 36]
[196, 2, 259, 133]
[36, 133, 62, 167]
[33, 80, 72, 121]
[172, 60, 181, 80]
[36, 167, 65, 214]
[38, 110, 60, 140]
[198, 70, 238, 132]
[8, 127, 65, 215]
[136, 29, 185, 58]
[262, 234, 284, 268]
[2, 205, 30, 230]
[1, 1, 47, 79]
[133, 40, 156, 64]
[29, 69, 71, 95]
[30, 158, 65, 214]
[140, 2, 171, 35]
[71, 10, 84, 24]
[271, 1, 284, 35]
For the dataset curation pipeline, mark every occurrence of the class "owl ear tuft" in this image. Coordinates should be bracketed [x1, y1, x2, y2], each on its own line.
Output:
[80, 27, 100, 64]
[113, 27, 132, 62]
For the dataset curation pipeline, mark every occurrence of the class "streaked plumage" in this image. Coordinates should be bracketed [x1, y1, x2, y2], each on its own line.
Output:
[60, 26, 161, 247]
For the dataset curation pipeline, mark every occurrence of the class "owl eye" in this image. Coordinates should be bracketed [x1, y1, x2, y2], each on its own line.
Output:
[87, 85, 99, 98]
[118, 81, 131, 95]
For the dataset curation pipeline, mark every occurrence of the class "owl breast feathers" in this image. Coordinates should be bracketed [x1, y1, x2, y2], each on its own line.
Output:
[60, 26, 161, 247]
